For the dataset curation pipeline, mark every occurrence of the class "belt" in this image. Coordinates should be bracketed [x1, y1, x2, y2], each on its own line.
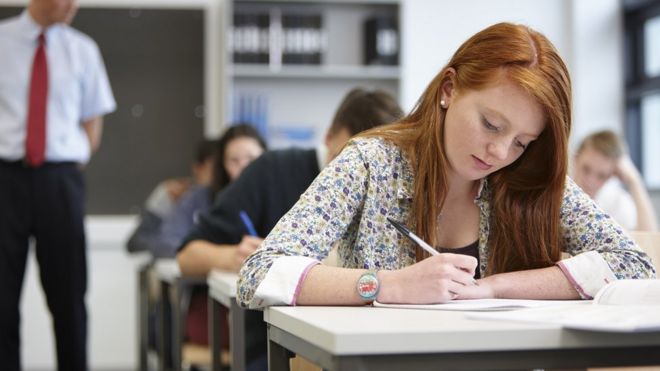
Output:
[0, 158, 78, 168]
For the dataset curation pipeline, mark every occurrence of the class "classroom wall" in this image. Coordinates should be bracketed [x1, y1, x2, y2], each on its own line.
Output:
[400, 0, 570, 110]
[570, 0, 624, 146]
[400, 0, 624, 150]
[1, 0, 643, 369]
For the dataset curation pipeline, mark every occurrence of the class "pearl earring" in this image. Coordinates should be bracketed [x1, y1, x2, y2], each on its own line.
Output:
[440, 100, 447, 108]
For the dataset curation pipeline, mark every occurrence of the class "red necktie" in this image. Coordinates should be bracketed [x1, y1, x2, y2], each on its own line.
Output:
[25, 32, 48, 167]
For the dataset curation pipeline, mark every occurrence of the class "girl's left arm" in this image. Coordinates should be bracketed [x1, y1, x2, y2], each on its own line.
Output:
[459, 178, 655, 301]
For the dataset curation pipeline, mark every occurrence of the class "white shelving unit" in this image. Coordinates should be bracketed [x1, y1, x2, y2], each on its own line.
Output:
[232, 64, 400, 79]
[220, 0, 401, 148]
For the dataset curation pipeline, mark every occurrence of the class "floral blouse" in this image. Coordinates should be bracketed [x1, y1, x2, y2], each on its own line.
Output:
[237, 138, 656, 308]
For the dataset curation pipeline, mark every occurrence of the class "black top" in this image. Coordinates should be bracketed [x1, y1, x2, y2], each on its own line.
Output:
[438, 240, 481, 279]
[180, 147, 320, 248]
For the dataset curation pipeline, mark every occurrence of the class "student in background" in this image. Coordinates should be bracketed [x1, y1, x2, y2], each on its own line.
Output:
[0, 1, 115, 369]
[164, 124, 266, 348]
[237, 23, 656, 311]
[126, 138, 218, 256]
[177, 87, 403, 370]
[129, 125, 265, 351]
[572, 130, 658, 231]
[159, 124, 266, 259]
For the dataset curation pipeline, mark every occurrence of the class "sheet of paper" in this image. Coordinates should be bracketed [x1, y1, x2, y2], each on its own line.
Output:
[374, 299, 588, 312]
[594, 279, 660, 305]
[467, 303, 660, 332]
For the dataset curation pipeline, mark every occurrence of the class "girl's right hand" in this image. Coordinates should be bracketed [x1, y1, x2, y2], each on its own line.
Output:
[376, 253, 478, 304]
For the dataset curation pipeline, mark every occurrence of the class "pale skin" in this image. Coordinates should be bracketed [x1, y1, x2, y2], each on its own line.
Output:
[29, 0, 78, 28]
[297, 69, 581, 305]
[177, 135, 265, 275]
[83, 117, 103, 154]
[177, 127, 353, 276]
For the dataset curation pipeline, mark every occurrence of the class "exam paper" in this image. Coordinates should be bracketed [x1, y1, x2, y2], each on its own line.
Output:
[373, 298, 587, 311]
[467, 303, 660, 332]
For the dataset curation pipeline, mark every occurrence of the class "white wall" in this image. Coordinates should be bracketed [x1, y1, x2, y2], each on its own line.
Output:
[400, 0, 571, 111]
[401, 0, 624, 150]
[570, 0, 624, 147]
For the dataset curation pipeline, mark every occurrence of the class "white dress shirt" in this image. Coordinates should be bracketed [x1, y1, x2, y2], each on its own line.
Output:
[595, 178, 637, 230]
[0, 11, 116, 164]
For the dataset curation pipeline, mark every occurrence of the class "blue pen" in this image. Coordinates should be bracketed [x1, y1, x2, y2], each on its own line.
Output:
[239, 210, 258, 236]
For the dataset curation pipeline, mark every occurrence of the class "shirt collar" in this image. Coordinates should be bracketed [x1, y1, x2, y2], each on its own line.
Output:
[315, 145, 327, 171]
[396, 150, 415, 200]
[18, 10, 60, 42]
[475, 178, 487, 200]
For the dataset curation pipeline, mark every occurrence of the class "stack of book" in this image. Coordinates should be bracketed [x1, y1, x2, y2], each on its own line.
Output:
[281, 13, 323, 65]
[230, 10, 326, 66]
[363, 15, 399, 66]
[231, 13, 270, 64]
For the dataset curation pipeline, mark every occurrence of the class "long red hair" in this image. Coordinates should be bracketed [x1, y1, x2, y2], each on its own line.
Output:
[359, 23, 572, 274]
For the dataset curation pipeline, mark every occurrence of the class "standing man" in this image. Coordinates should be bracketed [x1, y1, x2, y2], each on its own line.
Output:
[0, 0, 115, 370]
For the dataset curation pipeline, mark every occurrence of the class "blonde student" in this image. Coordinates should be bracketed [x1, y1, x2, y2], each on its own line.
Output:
[237, 22, 656, 308]
[572, 130, 658, 232]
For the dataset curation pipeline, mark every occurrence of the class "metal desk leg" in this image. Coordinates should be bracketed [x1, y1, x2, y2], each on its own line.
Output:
[230, 298, 246, 371]
[209, 295, 224, 371]
[138, 264, 150, 371]
[171, 280, 184, 371]
[159, 280, 173, 371]
[267, 325, 291, 371]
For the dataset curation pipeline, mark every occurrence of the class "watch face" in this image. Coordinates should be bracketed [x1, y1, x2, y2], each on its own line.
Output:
[357, 272, 379, 300]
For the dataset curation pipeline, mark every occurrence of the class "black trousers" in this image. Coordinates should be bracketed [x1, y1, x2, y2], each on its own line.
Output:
[0, 160, 87, 371]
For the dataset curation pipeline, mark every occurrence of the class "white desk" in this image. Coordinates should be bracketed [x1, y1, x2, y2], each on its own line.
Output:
[265, 306, 660, 371]
[207, 270, 248, 371]
[154, 259, 181, 285]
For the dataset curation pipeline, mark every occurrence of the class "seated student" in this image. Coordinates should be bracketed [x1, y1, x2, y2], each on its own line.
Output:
[572, 130, 658, 231]
[160, 124, 266, 259]
[128, 125, 266, 258]
[163, 124, 266, 350]
[127, 125, 265, 361]
[126, 138, 217, 255]
[236, 23, 656, 310]
[177, 87, 403, 370]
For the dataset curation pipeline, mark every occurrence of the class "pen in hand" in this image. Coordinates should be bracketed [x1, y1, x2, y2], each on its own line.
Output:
[387, 217, 438, 256]
[239, 210, 258, 237]
[387, 217, 478, 285]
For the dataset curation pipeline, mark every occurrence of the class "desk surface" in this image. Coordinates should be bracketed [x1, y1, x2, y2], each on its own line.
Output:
[207, 270, 238, 307]
[153, 259, 180, 284]
[265, 306, 660, 356]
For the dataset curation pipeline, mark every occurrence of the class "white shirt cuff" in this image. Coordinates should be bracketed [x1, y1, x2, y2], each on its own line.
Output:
[248, 256, 320, 309]
[557, 250, 617, 299]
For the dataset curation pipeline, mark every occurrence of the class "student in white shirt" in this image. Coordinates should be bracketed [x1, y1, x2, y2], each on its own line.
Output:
[573, 130, 658, 231]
